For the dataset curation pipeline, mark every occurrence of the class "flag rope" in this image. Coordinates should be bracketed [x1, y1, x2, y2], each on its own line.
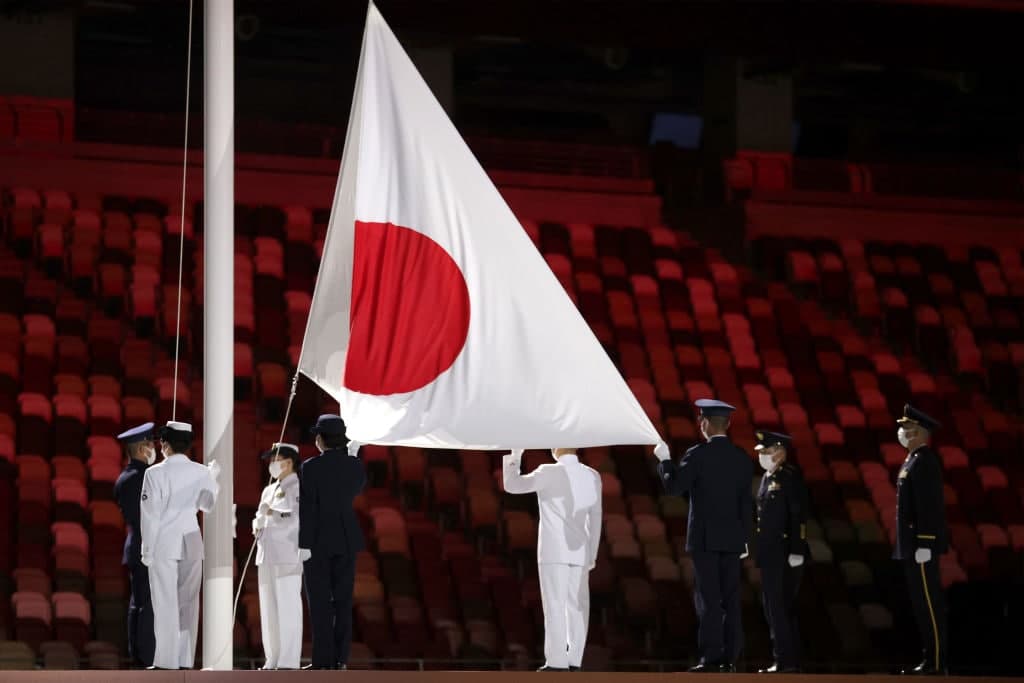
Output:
[170, 0, 195, 421]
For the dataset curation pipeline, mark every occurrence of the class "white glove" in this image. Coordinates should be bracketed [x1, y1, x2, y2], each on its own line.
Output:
[347, 440, 362, 458]
[914, 548, 932, 564]
[787, 553, 804, 567]
[141, 552, 153, 568]
[207, 459, 222, 481]
[253, 514, 269, 532]
[298, 548, 312, 563]
[740, 544, 749, 560]
[653, 442, 670, 462]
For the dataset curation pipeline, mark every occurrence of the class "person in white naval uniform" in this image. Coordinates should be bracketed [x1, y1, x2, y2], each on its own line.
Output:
[503, 447, 602, 672]
[253, 442, 303, 670]
[139, 421, 221, 670]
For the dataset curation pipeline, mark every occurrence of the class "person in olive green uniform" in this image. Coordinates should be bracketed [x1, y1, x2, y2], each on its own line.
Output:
[894, 404, 948, 676]
[752, 431, 808, 674]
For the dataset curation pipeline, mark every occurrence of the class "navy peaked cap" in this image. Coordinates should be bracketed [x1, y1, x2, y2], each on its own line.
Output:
[695, 399, 737, 417]
[754, 430, 792, 451]
[116, 422, 154, 444]
[897, 404, 940, 432]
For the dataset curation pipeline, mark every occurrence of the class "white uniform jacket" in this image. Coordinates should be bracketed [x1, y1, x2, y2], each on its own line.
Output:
[254, 474, 301, 566]
[139, 453, 220, 563]
[503, 453, 602, 567]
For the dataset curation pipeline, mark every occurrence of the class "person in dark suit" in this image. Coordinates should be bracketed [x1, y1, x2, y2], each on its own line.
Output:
[113, 422, 157, 668]
[893, 404, 948, 676]
[655, 399, 754, 672]
[752, 430, 808, 674]
[298, 414, 367, 670]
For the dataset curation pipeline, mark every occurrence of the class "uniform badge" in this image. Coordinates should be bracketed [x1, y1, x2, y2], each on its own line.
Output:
[768, 481, 781, 492]
[898, 469, 909, 479]
[275, 490, 284, 498]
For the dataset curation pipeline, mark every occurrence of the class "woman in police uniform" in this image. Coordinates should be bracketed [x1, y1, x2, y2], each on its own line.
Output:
[753, 430, 808, 674]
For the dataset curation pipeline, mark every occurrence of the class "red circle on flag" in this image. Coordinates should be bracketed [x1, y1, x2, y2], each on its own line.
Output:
[345, 220, 471, 395]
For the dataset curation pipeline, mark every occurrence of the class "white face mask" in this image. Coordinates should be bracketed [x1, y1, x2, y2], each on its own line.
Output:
[759, 452, 776, 472]
[897, 426, 911, 449]
[268, 461, 284, 479]
[145, 447, 157, 465]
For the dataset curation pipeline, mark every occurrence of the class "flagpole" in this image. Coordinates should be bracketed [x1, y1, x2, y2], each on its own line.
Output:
[202, 0, 235, 670]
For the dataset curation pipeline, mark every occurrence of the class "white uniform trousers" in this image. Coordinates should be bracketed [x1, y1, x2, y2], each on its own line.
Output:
[539, 563, 590, 669]
[149, 532, 203, 669]
[258, 563, 304, 670]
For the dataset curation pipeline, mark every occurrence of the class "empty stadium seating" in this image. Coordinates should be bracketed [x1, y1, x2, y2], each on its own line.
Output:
[1, 145, 1021, 672]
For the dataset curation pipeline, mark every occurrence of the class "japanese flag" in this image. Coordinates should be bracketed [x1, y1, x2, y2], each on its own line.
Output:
[298, 2, 663, 450]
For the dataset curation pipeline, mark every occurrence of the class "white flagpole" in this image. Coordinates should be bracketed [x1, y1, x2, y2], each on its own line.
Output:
[202, 0, 235, 670]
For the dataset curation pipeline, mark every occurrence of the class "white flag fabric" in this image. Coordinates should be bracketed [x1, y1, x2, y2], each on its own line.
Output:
[298, 2, 663, 450]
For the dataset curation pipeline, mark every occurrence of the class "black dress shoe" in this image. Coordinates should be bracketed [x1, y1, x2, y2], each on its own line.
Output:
[303, 664, 334, 670]
[569, 666, 581, 672]
[720, 663, 737, 673]
[902, 662, 947, 676]
[537, 665, 570, 671]
[146, 666, 178, 670]
[759, 664, 800, 673]
[688, 662, 722, 673]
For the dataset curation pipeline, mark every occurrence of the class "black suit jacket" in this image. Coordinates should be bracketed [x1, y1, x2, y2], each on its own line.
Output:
[113, 459, 149, 565]
[299, 448, 366, 558]
[658, 436, 754, 553]
[894, 444, 948, 560]
[754, 461, 809, 566]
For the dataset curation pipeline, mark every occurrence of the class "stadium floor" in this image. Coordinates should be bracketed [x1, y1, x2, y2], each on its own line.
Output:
[0, 672, 1006, 681]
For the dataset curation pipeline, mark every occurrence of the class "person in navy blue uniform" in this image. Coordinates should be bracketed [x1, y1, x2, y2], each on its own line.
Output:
[298, 414, 367, 670]
[752, 430, 808, 674]
[893, 405, 948, 676]
[655, 399, 754, 672]
[112, 422, 157, 668]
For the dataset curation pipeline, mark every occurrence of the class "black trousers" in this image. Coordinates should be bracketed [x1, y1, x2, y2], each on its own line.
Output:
[903, 558, 947, 670]
[691, 550, 743, 665]
[126, 560, 155, 667]
[304, 552, 357, 668]
[759, 557, 803, 668]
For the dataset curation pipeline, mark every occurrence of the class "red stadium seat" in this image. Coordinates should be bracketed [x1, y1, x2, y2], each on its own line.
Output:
[53, 395, 88, 459]
[12, 590, 52, 651]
